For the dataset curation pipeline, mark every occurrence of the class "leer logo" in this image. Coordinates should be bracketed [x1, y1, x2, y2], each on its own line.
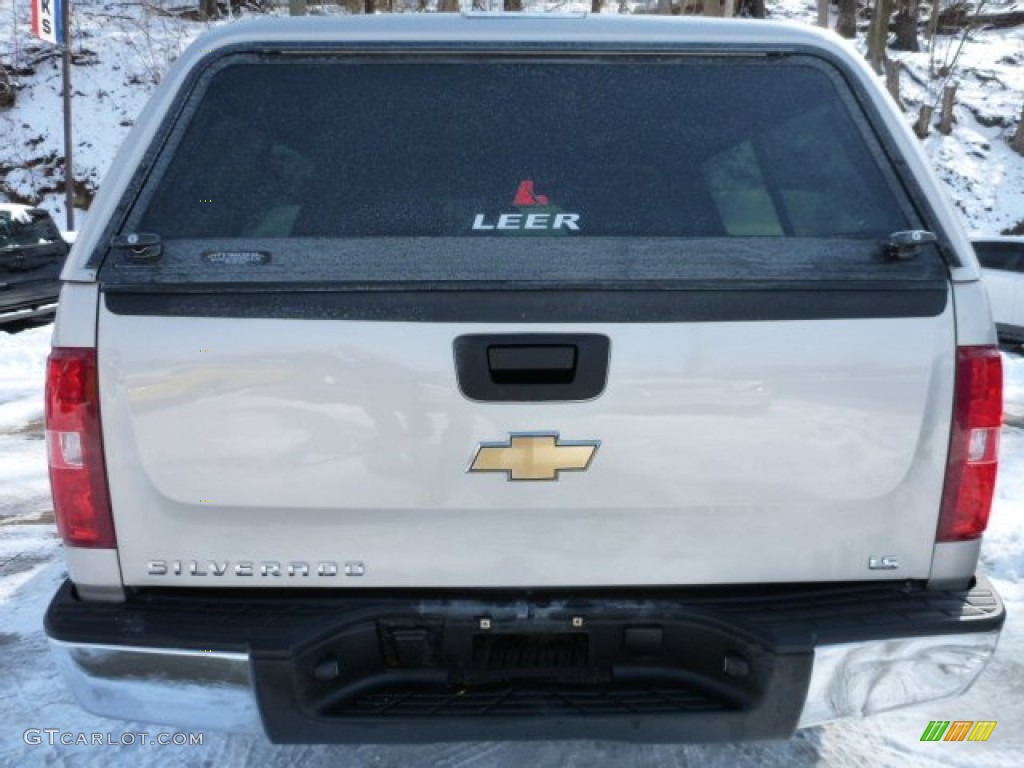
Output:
[472, 180, 581, 232]
[920, 720, 997, 742]
[512, 179, 549, 206]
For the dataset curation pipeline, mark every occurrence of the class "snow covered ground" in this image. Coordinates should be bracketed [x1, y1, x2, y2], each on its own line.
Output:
[0, 325, 1022, 766]
[2, 1, 1024, 765]
[768, 2, 1024, 237]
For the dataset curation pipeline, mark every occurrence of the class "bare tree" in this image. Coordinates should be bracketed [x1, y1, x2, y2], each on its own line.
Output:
[884, 58, 903, 108]
[914, 104, 934, 138]
[867, 0, 894, 74]
[816, 0, 829, 28]
[704, 0, 724, 15]
[364, 0, 375, 13]
[592, 0, 602, 11]
[1012, 104, 1024, 156]
[201, 0, 220, 18]
[925, 0, 941, 45]
[504, 0, 523, 10]
[837, 0, 857, 38]
[736, 0, 766, 18]
[938, 84, 956, 134]
[0, 65, 14, 109]
[893, 0, 920, 51]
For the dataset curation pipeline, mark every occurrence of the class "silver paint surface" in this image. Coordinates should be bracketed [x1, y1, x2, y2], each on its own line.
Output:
[98, 310, 956, 587]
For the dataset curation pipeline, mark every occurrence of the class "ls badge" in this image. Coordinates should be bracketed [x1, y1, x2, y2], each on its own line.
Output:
[469, 433, 599, 481]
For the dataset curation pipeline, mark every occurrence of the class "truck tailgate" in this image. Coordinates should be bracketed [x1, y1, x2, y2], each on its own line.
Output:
[98, 303, 954, 587]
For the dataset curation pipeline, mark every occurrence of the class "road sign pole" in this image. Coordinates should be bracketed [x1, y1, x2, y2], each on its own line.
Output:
[61, 0, 74, 230]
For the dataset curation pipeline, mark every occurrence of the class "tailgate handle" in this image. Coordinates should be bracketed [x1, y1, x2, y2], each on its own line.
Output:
[454, 334, 609, 402]
[487, 345, 578, 385]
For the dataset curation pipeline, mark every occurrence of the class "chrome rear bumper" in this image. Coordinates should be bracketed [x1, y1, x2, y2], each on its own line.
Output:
[49, 640, 264, 734]
[51, 629, 1000, 737]
[797, 631, 1000, 727]
[46, 575, 1004, 742]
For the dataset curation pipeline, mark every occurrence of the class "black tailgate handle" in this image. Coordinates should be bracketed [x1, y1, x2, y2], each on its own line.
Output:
[486, 344, 578, 385]
[455, 334, 609, 402]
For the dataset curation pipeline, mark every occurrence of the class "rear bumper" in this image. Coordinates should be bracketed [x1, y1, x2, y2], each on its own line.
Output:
[45, 574, 1005, 743]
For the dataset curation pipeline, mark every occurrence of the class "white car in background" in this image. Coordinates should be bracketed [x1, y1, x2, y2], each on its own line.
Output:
[974, 237, 1024, 343]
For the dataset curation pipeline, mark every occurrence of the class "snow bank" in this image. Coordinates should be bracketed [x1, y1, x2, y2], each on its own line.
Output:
[0, 203, 36, 224]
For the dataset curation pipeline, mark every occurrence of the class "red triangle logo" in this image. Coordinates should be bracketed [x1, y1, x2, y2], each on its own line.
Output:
[513, 180, 549, 207]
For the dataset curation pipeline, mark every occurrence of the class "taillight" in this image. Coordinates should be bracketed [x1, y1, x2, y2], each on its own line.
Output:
[45, 348, 116, 548]
[937, 346, 1002, 542]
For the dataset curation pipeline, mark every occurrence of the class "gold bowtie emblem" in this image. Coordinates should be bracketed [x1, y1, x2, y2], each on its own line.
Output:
[469, 433, 599, 481]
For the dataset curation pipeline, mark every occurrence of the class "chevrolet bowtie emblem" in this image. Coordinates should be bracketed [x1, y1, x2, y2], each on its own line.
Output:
[469, 433, 600, 481]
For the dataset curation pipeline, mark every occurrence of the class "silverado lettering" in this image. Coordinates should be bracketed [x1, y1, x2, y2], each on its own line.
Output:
[146, 560, 346, 577]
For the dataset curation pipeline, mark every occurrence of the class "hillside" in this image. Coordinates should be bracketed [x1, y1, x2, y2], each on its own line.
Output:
[1, 1, 1023, 234]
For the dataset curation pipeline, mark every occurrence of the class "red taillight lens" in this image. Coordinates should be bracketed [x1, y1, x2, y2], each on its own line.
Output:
[45, 348, 116, 548]
[937, 346, 1003, 542]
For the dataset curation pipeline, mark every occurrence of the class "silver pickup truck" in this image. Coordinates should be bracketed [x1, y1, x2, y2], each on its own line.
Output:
[43, 14, 1004, 743]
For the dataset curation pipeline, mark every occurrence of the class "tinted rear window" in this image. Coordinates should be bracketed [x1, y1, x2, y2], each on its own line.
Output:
[134, 56, 909, 240]
[974, 242, 1024, 272]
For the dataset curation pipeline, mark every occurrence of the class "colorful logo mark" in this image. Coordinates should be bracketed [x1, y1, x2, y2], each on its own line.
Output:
[512, 180, 549, 207]
[920, 720, 996, 742]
